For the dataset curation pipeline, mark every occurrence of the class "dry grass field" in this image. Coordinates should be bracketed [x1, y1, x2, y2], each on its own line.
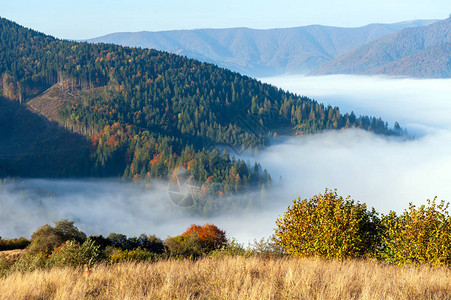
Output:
[0, 249, 25, 262]
[0, 256, 450, 300]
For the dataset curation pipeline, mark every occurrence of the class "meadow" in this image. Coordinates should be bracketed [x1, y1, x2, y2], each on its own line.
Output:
[1, 256, 450, 299]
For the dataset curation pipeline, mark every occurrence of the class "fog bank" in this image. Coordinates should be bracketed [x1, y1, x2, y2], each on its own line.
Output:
[261, 75, 451, 135]
[256, 74, 451, 214]
[255, 129, 451, 214]
[0, 179, 279, 242]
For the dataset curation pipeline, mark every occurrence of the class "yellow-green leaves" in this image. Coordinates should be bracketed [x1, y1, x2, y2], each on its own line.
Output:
[276, 191, 451, 266]
[381, 198, 451, 266]
[275, 189, 380, 260]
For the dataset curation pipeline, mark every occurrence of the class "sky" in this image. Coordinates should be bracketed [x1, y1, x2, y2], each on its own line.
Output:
[1, 0, 450, 39]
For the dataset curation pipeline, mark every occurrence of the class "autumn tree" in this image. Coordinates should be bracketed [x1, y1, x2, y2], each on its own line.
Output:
[275, 189, 380, 260]
[380, 198, 451, 265]
[182, 224, 227, 251]
[165, 223, 227, 257]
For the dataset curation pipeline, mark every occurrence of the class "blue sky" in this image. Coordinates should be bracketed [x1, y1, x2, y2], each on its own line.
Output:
[1, 0, 450, 39]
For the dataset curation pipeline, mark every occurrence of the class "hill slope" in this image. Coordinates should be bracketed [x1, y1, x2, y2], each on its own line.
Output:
[0, 96, 89, 177]
[0, 17, 400, 189]
[87, 20, 436, 77]
[311, 18, 451, 78]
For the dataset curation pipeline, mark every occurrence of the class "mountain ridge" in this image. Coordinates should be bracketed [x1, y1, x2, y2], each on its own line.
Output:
[310, 18, 451, 78]
[87, 20, 437, 77]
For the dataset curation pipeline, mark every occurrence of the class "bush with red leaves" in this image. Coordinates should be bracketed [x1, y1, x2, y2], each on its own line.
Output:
[182, 224, 227, 251]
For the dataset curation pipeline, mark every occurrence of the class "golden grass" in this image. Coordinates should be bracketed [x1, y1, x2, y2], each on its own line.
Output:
[0, 256, 450, 299]
[0, 249, 25, 262]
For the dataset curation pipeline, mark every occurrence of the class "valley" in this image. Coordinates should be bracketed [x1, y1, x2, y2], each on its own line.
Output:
[0, 2, 450, 297]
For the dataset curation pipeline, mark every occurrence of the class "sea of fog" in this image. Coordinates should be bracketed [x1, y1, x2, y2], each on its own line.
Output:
[1, 75, 451, 243]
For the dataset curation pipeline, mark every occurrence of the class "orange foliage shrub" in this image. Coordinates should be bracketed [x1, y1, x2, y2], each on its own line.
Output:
[182, 224, 227, 250]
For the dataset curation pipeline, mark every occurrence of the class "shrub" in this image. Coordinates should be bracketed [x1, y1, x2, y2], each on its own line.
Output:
[46, 239, 101, 268]
[9, 252, 47, 273]
[247, 235, 286, 258]
[275, 189, 380, 259]
[182, 224, 227, 251]
[210, 236, 286, 258]
[380, 198, 451, 265]
[108, 248, 160, 264]
[210, 238, 246, 257]
[27, 220, 87, 255]
[0, 257, 12, 277]
[165, 234, 203, 258]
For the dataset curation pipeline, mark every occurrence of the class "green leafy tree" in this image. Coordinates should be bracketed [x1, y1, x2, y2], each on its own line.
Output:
[107, 233, 129, 249]
[27, 220, 87, 255]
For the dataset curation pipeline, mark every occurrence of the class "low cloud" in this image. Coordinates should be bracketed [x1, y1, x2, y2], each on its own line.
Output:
[0, 179, 280, 243]
[255, 129, 451, 214]
[256, 74, 451, 213]
[261, 75, 451, 135]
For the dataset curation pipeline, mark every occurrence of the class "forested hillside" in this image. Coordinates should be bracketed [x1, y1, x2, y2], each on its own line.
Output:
[0, 96, 89, 177]
[0, 17, 400, 190]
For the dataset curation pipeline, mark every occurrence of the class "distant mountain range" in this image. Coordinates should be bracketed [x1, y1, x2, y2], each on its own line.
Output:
[87, 20, 437, 77]
[311, 18, 451, 78]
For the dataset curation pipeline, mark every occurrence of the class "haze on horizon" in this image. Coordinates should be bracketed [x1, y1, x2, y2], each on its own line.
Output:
[1, 0, 450, 39]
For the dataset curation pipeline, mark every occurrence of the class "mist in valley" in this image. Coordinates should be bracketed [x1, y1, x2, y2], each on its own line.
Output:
[1, 75, 450, 244]
[261, 75, 451, 135]
[0, 178, 278, 243]
[257, 75, 451, 215]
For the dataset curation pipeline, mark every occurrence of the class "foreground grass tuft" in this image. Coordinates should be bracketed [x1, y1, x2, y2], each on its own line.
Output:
[0, 256, 449, 299]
